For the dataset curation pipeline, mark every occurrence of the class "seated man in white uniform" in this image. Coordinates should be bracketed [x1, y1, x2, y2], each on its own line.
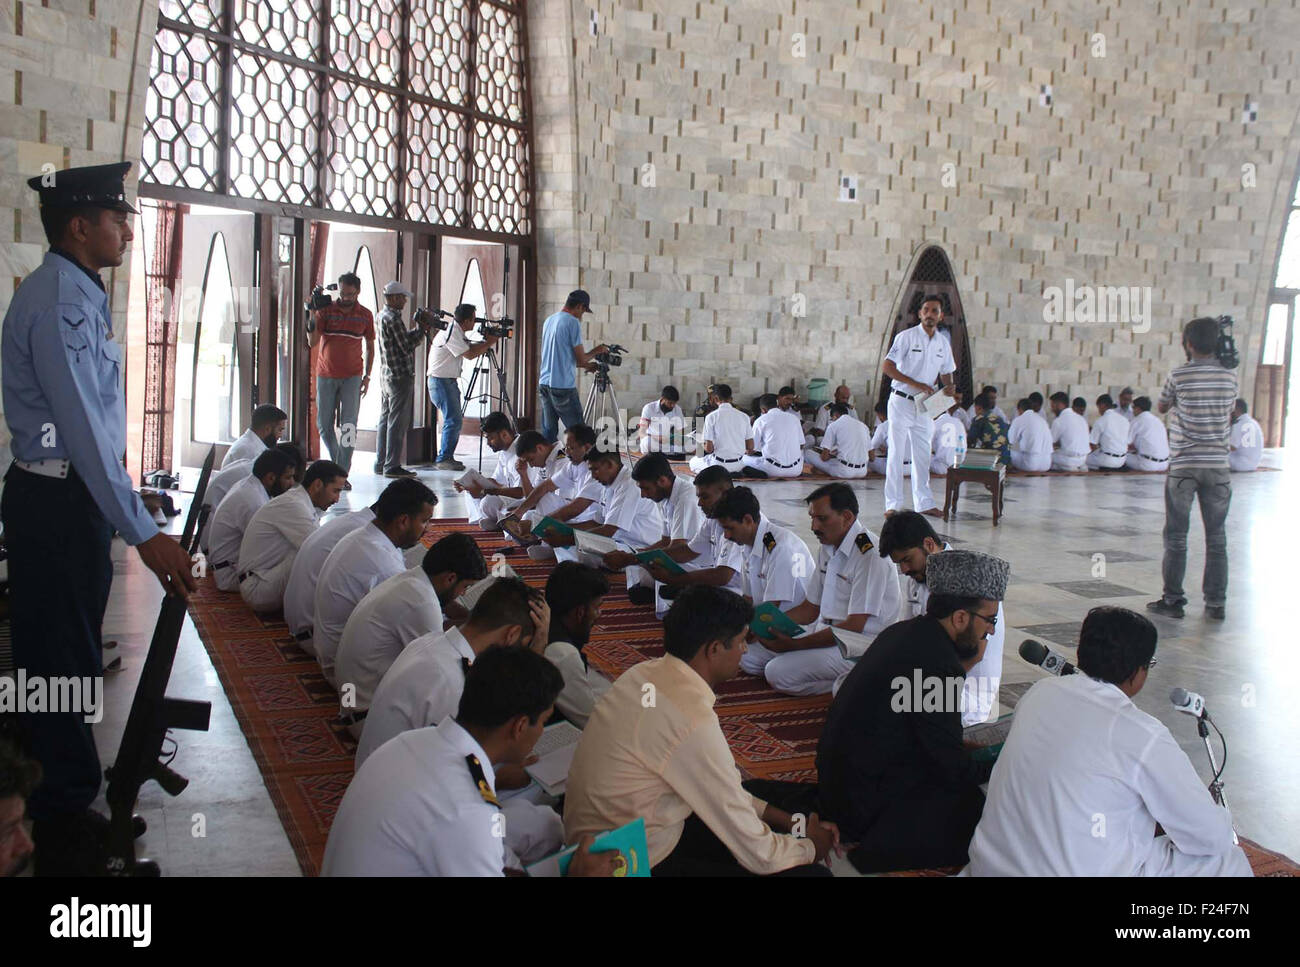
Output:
[1125, 395, 1171, 472]
[453, 411, 519, 529]
[877, 511, 1003, 722]
[601, 452, 705, 611]
[640, 466, 747, 606]
[283, 504, 377, 648]
[207, 449, 297, 591]
[1228, 398, 1263, 472]
[688, 383, 752, 475]
[950, 389, 972, 432]
[542, 563, 612, 728]
[868, 401, 908, 477]
[540, 449, 663, 576]
[638, 384, 688, 459]
[968, 385, 1008, 425]
[743, 393, 807, 479]
[1071, 396, 1088, 419]
[1048, 391, 1090, 471]
[708, 487, 816, 681]
[1086, 393, 1129, 469]
[221, 402, 286, 469]
[966, 606, 1252, 877]
[357, 577, 548, 766]
[312, 478, 436, 685]
[805, 403, 872, 479]
[751, 484, 900, 697]
[808, 384, 855, 445]
[324, 645, 616, 876]
[1008, 397, 1052, 472]
[201, 441, 302, 554]
[237, 460, 347, 612]
[501, 424, 603, 561]
[928, 402, 968, 477]
[335, 532, 488, 730]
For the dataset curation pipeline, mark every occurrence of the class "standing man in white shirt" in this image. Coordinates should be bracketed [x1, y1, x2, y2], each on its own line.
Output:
[207, 449, 297, 591]
[877, 511, 1004, 724]
[237, 460, 348, 612]
[453, 411, 518, 528]
[929, 402, 968, 476]
[326, 645, 615, 877]
[312, 478, 437, 684]
[688, 384, 753, 474]
[602, 452, 705, 610]
[335, 532, 488, 727]
[1008, 398, 1053, 471]
[752, 484, 901, 697]
[1229, 399, 1263, 472]
[426, 303, 499, 471]
[806, 403, 872, 478]
[743, 393, 807, 479]
[1125, 396, 1171, 471]
[880, 296, 955, 517]
[1048, 391, 1090, 471]
[638, 385, 688, 458]
[966, 607, 1251, 877]
[1087, 393, 1130, 469]
[221, 403, 287, 469]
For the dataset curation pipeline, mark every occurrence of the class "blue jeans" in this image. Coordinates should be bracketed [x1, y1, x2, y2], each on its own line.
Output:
[428, 376, 463, 462]
[317, 374, 362, 474]
[539, 384, 584, 443]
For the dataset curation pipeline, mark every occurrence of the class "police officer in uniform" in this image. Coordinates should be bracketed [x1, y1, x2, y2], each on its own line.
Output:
[2, 162, 196, 874]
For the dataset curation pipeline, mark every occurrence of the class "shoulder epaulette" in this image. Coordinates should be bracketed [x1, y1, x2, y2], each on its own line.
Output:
[855, 532, 874, 554]
[465, 754, 500, 807]
[762, 531, 777, 552]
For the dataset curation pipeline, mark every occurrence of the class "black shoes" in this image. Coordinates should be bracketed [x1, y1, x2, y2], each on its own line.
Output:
[383, 467, 418, 478]
[627, 585, 656, 606]
[1146, 599, 1185, 619]
[1206, 606, 1226, 620]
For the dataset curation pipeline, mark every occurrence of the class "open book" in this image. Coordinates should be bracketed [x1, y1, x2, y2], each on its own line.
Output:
[830, 625, 877, 660]
[573, 530, 629, 557]
[455, 468, 497, 491]
[917, 389, 957, 419]
[524, 818, 650, 878]
[634, 548, 686, 575]
[750, 602, 805, 640]
[524, 721, 583, 797]
[533, 516, 575, 541]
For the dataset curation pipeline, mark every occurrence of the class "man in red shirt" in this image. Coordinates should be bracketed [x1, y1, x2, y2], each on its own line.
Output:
[308, 271, 375, 479]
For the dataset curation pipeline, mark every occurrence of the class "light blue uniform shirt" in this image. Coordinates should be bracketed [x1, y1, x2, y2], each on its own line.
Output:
[538, 310, 583, 389]
[2, 251, 157, 545]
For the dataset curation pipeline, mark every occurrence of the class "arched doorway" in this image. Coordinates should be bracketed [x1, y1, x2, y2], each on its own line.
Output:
[876, 244, 975, 412]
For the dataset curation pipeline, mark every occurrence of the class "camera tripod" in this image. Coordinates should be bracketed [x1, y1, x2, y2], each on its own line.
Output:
[462, 340, 520, 467]
[583, 362, 628, 456]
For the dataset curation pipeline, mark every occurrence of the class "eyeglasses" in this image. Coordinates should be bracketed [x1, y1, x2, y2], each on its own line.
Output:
[963, 609, 998, 629]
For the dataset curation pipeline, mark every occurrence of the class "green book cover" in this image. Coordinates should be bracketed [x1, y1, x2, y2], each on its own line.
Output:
[634, 548, 686, 575]
[526, 817, 651, 878]
[534, 516, 574, 540]
[750, 601, 805, 640]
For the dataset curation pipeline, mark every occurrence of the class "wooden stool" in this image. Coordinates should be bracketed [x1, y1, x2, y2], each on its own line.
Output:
[943, 465, 1006, 525]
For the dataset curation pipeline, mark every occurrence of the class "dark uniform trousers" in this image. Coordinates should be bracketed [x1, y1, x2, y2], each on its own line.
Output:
[2, 464, 114, 820]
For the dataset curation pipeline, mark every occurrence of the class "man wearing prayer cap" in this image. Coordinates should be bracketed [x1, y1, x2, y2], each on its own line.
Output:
[745, 549, 1012, 874]
[3, 161, 197, 874]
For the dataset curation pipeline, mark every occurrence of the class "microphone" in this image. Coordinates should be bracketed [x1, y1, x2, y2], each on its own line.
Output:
[1170, 687, 1207, 719]
[1019, 638, 1077, 676]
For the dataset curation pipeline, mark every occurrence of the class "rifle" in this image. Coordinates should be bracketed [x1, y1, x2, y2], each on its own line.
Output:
[104, 446, 216, 876]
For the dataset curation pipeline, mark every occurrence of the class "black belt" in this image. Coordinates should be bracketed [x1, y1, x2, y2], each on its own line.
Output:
[293, 629, 312, 641]
[213, 561, 233, 571]
[891, 389, 919, 401]
[715, 455, 743, 464]
[239, 570, 256, 583]
[1101, 451, 1125, 459]
[1139, 453, 1169, 462]
[838, 461, 866, 469]
[338, 709, 368, 727]
[766, 457, 802, 469]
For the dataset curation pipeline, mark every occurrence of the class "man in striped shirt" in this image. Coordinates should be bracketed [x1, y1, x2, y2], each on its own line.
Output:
[1149, 317, 1238, 620]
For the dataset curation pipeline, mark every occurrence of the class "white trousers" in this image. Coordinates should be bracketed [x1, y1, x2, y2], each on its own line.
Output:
[1228, 451, 1260, 472]
[740, 640, 854, 697]
[804, 451, 868, 479]
[929, 455, 952, 477]
[1051, 452, 1087, 471]
[885, 393, 934, 512]
[1086, 450, 1126, 470]
[688, 453, 744, 474]
[471, 493, 521, 527]
[240, 555, 296, 613]
[500, 798, 565, 868]
[1125, 453, 1169, 472]
[869, 455, 907, 476]
[1010, 449, 1052, 472]
[741, 454, 805, 478]
[1138, 836, 1253, 877]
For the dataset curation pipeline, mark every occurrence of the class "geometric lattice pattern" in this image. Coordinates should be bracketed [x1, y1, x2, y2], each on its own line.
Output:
[143, 0, 531, 237]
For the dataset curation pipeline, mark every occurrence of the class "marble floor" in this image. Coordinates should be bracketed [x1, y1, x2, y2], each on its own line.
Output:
[86, 442, 1298, 874]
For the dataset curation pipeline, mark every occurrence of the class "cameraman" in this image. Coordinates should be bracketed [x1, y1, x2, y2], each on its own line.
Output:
[538, 290, 608, 443]
[307, 271, 375, 479]
[427, 303, 499, 471]
[374, 281, 431, 478]
[1148, 317, 1238, 621]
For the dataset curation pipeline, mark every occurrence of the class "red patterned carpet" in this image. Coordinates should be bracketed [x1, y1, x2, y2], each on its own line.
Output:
[184, 518, 1296, 876]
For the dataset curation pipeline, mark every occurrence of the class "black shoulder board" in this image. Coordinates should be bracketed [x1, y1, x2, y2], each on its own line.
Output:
[465, 753, 500, 807]
[855, 533, 874, 554]
[460, 656, 471, 677]
[762, 531, 777, 552]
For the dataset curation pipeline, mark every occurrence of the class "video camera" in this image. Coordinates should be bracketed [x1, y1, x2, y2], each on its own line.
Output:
[304, 284, 338, 332]
[595, 344, 628, 368]
[477, 317, 515, 340]
[411, 307, 450, 334]
[1214, 315, 1239, 369]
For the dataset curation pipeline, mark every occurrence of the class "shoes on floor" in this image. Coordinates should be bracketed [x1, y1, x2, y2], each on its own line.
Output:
[659, 584, 680, 601]
[383, 467, 418, 478]
[435, 459, 466, 471]
[740, 466, 768, 479]
[1146, 598, 1185, 619]
[627, 585, 656, 606]
[1206, 605, 1226, 620]
[372, 465, 382, 474]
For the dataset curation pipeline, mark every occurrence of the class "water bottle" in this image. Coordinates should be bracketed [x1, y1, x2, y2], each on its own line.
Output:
[953, 432, 967, 469]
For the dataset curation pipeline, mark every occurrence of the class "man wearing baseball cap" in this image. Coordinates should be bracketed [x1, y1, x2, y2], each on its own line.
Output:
[537, 290, 609, 443]
[375, 279, 431, 477]
[3, 161, 197, 873]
